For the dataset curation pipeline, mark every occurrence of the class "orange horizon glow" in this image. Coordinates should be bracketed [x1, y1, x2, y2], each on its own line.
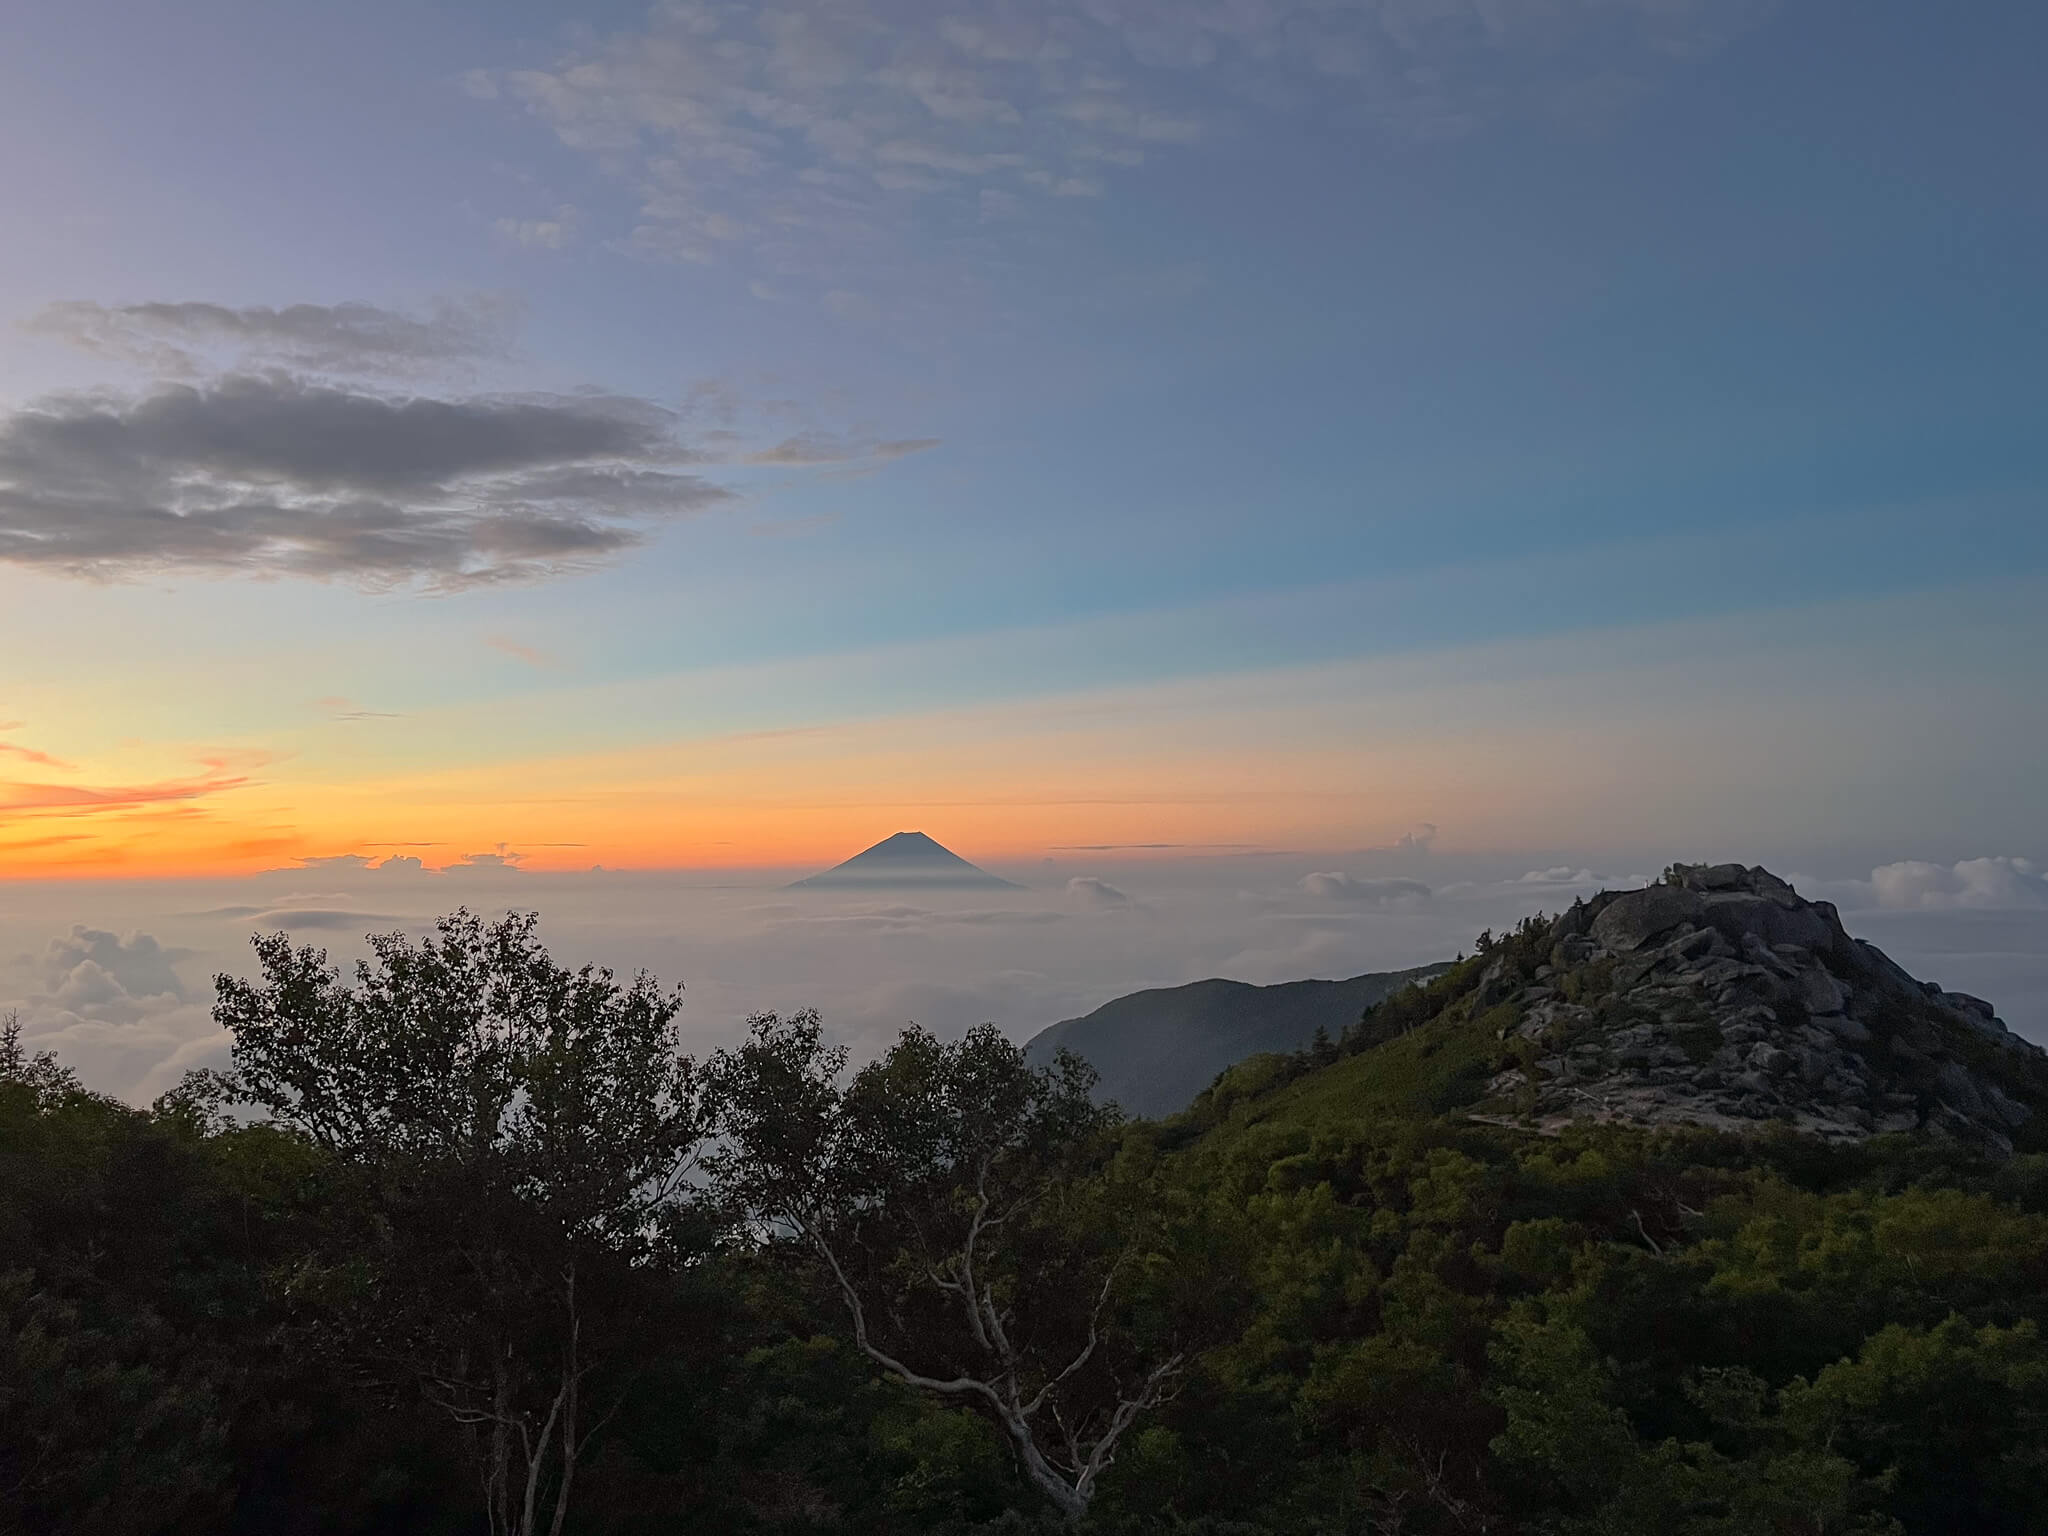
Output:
[12, 581, 2010, 881]
[3, 652, 1478, 876]
[0, 789, 1412, 881]
[0, 692, 1471, 878]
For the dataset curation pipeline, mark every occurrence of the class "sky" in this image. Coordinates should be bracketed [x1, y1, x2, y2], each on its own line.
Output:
[1, 0, 2044, 1094]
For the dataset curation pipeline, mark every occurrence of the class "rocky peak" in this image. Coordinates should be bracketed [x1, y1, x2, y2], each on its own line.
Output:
[1478, 863, 2047, 1155]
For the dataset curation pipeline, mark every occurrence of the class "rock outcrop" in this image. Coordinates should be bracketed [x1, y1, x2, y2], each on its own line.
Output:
[1481, 864, 2047, 1155]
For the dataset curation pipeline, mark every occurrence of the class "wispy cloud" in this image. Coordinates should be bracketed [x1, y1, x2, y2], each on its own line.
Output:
[0, 740, 74, 770]
[26, 296, 519, 378]
[470, 0, 1775, 302]
[493, 207, 580, 249]
[0, 768, 248, 815]
[743, 433, 941, 467]
[1050, 842, 1254, 851]
[486, 635, 557, 668]
[316, 695, 403, 721]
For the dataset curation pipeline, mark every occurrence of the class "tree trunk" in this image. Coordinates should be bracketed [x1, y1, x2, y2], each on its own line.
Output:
[1009, 1426, 1089, 1523]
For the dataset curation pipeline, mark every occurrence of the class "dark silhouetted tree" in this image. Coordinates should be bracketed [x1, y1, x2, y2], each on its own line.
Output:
[213, 910, 712, 1536]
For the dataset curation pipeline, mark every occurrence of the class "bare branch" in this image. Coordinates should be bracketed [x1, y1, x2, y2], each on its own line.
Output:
[808, 1226, 1006, 1411]
[1022, 1250, 1122, 1418]
[1076, 1352, 1186, 1501]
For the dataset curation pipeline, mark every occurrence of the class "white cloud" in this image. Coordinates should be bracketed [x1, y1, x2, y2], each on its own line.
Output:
[1510, 867, 1652, 890]
[1870, 856, 2048, 911]
[4, 926, 218, 1103]
[443, 849, 525, 874]
[31, 925, 189, 1004]
[1299, 873, 1432, 908]
[281, 853, 432, 875]
[1065, 875, 1130, 907]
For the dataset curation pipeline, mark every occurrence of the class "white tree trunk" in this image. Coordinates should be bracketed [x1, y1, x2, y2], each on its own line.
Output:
[808, 1224, 1181, 1523]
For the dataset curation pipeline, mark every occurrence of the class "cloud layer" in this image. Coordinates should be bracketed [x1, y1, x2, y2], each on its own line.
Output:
[1299, 872, 1432, 908]
[10, 848, 2048, 1105]
[3, 926, 219, 1103]
[472, 0, 1773, 298]
[1065, 874, 1130, 907]
[0, 374, 728, 587]
[1870, 857, 2048, 911]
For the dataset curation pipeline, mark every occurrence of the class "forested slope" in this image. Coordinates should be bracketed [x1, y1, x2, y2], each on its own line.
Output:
[5, 874, 2047, 1534]
[1022, 965, 1449, 1118]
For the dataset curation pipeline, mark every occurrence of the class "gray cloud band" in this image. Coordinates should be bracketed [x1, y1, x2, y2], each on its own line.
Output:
[0, 374, 730, 587]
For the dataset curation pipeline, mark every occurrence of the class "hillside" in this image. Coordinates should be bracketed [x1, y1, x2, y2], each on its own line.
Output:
[10, 875, 2048, 1534]
[1112, 867, 2048, 1534]
[1176, 862, 2048, 1157]
[1023, 965, 1450, 1118]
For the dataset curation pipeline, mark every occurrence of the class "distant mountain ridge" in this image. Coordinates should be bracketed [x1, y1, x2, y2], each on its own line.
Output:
[1023, 965, 1452, 1119]
[790, 831, 1019, 890]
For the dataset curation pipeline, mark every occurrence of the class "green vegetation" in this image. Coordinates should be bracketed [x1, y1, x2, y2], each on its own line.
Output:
[4, 906, 2048, 1534]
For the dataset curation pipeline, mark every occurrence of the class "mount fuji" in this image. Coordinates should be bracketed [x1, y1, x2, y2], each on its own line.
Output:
[789, 831, 1021, 890]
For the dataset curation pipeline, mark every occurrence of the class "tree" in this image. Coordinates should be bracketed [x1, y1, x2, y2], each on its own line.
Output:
[1, 1018, 237, 1533]
[705, 1011, 1188, 1524]
[212, 910, 711, 1536]
[0, 1012, 81, 1107]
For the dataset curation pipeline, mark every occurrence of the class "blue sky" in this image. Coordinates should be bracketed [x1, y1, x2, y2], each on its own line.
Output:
[0, 0, 2043, 876]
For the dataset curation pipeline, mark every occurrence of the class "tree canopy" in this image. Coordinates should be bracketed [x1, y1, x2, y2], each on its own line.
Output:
[4, 911, 2048, 1535]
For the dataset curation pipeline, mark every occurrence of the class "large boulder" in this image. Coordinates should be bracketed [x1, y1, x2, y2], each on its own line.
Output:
[1685, 863, 1799, 902]
[1697, 894, 1837, 953]
[1591, 886, 1706, 952]
[1660, 863, 1843, 954]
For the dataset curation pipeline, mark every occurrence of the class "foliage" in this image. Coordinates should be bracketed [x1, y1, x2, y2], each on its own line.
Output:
[5, 913, 2048, 1534]
[704, 1012, 1202, 1522]
[211, 910, 714, 1536]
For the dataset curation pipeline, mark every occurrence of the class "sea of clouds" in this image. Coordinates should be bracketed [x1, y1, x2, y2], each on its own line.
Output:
[5, 851, 2044, 1105]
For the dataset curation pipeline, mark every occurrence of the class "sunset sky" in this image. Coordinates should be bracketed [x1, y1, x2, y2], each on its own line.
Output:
[3, 0, 2043, 877]
[3, 2, 2046, 1095]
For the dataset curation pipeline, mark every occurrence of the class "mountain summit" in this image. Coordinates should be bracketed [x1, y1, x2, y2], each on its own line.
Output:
[1470, 863, 2045, 1152]
[789, 831, 1020, 890]
[1275, 862, 2048, 1156]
